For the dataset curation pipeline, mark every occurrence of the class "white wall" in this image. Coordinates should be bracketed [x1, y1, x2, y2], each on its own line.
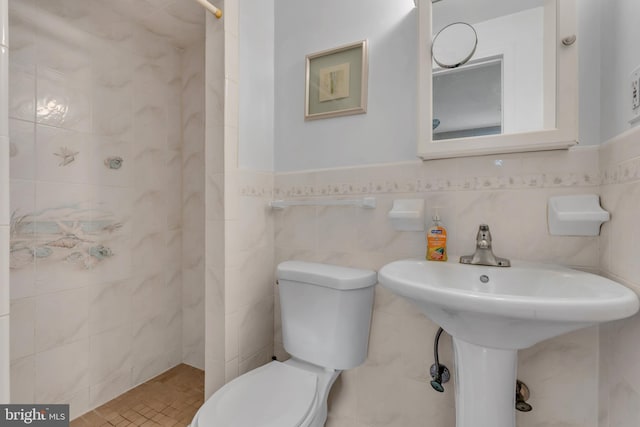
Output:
[274, 0, 418, 172]
[577, 0, 601, 146]
[599, 0, 640, 142]
[239, 0, 274, 171]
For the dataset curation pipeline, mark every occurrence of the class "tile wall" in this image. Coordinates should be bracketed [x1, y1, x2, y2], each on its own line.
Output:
[181, 41, 205, 370]
[273, 147, 603, 427]
[598, 127, 640, 427]
[203, 5, 226, 398]
[202, 0, 276, 397]
[0, 0, 10, 404]
[7, 2, 204, 418]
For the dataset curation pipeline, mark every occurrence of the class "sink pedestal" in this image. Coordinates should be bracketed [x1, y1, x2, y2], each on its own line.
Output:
[453, 339, 518, 427]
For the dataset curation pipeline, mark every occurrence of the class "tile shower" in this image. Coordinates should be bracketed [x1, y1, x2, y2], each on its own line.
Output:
[7, 1, 205, 417]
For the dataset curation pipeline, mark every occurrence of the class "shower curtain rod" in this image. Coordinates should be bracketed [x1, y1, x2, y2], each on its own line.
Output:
[192, 0, 222, 19]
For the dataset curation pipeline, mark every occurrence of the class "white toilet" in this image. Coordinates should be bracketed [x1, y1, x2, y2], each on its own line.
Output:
[190, 261, 377, 427]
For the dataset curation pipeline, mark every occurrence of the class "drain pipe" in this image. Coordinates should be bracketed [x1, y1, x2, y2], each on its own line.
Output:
[429, 328, 450, 392]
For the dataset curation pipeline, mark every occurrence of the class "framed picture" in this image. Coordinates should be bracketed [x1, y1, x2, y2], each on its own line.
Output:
[305, 40, 369, 120]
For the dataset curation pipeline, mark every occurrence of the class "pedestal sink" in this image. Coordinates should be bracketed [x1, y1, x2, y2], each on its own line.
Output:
[378, 259, 639, 427]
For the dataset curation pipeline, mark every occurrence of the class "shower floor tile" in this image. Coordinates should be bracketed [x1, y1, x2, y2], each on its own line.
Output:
[71, 364, 204, 427]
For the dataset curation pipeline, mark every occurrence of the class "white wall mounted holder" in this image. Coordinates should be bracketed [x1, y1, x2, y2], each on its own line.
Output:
[547, 194, 610, 236]
[388, 199, 425, 231]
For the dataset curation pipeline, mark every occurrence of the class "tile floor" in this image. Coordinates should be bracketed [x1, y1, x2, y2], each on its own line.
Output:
[71, 365, 204, 427]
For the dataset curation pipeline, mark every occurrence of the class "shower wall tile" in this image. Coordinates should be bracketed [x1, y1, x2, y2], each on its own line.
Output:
[9, 297, 34, 361]
[0, 137, 8, 226]
[90, 136, 131, 188]
[0, 0, 6, 48]
[8, 63, 35, 122]
[5, 11, 34, 67]
[88, 325, 132, 385]
[35, 339, 89, 404]
[274, 148, 601, 427]
[10, 356, 35, 404]
[8, 3, 193, 418]
[35, 125, 91, 184]
[182, 41, 205, 370]
[88, 280, 132, 335]
[9, 118, 35, 180]
[34, 287, 89, 353]
[36, 67, 92, 132]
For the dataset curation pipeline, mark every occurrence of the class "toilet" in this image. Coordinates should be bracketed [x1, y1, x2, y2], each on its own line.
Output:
[190, 261, 377, 427]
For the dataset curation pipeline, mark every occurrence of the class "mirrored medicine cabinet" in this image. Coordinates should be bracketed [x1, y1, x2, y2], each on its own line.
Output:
[416, 0, 578, 160]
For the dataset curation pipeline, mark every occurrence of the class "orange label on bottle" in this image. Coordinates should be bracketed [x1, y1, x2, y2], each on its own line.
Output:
[426, 227, 448, 261]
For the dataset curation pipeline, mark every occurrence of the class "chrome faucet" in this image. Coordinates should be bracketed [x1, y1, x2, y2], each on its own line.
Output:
[459, 224, 511, 267]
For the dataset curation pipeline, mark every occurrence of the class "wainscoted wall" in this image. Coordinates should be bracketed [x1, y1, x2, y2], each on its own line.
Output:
[598, 127, 640, 427]
[7, 2, 204, 418]
[273, 147, 602, 427]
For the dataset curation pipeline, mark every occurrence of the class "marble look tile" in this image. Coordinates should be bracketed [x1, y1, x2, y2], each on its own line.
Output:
[35, 339, 89, 404]
[182, 302, 205, 370]
[609, 380, 640, 427]
[35, 287, 89, 352]
[92, 80, 133, 141]
[9, 297, 34, 361]
[225, 358, 238, 383]
[238, 346, 272, 376]
[90, 136, 131, 188]
[9, 179, 35, 299]
[131, 314, 168, 384]
[35, 125, 90, 184]
[10, 355, 35, 404]
[132, 147, 165, 193]
[0, 137, 9, 225]
[9, 63, 35, 122]
[7, 11, 36, 66]
[130, 273, 166, 323]
[9, 119, 35, 180]
[0, 226, 8, 314]
[225, 311, 239, 362]
[36, 67, 91, 132]
[89, 371, 131, 409]
[88, 325, 132, 385]
[237, 297, 273, 362]
[131, 231, 166, 278]
[88, 280, 132, 335]
[182, 190, 205, 231]
[205, 173, 224, 221]
[518, 327, 599, 427]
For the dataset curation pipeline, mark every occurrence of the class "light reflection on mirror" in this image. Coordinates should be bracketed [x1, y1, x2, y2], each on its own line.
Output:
[432, 0, 555, 142]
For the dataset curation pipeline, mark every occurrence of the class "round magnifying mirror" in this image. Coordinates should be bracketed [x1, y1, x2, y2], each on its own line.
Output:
[431, 22, 478, 69]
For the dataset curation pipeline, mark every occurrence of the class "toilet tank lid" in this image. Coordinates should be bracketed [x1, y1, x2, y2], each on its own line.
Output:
[277, 261, 377, 290]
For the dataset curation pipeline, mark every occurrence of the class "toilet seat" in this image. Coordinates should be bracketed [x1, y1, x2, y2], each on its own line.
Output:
[193, 362, 319, 427]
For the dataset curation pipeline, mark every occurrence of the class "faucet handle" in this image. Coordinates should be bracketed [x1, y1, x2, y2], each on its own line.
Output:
[479, 224, 489, 231]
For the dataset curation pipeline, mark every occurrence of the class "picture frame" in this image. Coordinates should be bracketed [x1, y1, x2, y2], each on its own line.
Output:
[305, 40, 369, 121]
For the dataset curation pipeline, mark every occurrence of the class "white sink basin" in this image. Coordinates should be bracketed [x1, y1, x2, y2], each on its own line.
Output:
[378, 258, 639, 427]
[378, 258, 638, 349]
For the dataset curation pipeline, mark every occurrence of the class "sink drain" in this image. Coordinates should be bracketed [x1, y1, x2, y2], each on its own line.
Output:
[479, 275, 489, 283]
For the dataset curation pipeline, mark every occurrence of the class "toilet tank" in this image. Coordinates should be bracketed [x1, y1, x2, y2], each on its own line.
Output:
[277, 261, 377, 370]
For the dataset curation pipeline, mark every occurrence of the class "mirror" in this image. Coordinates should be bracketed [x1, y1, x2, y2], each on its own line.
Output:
[417, 0, 578, 160]
[431, 22, 478, 69]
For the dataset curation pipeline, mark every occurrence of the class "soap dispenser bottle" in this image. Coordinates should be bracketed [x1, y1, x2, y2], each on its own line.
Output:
[426, 210, 448, 262]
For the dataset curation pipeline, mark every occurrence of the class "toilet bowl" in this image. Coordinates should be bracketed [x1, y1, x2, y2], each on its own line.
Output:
[190, 261, 377, 427]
